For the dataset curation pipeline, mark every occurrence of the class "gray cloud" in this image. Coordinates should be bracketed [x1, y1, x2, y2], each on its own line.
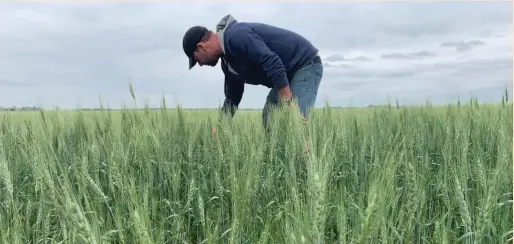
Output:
[325, 54, 346, 62]
[381, 53, 413, 60]
[320, 51, 511, 108]
[410, 51, 437, 57]
[381, 50, 437, 60]
[441, 40, 486, 52]
[0, 2, 511, 109]
[351, 56, 373, 62]
[0, 79, 38, 87]
[378, 71, 416, 78]
[324, 55, 373, 63]
[323, 63, 352, 69]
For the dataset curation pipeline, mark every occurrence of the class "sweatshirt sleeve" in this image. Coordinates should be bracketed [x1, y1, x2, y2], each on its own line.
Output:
[220, 60, 244, 118]
[227, 26, 289, 90]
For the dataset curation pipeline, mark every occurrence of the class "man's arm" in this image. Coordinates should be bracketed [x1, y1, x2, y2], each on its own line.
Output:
[212, 61, 244, 136]
[220, 61, 244, 119]
[227, 27, 292, 101]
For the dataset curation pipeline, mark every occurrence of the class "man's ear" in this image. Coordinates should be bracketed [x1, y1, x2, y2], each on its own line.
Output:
[197, 42, 207, 51]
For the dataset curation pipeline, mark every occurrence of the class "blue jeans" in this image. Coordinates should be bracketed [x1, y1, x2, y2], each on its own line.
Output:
[262, 58, 323, 130]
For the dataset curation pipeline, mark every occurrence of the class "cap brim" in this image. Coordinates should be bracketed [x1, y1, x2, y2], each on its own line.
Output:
[189, 57, 197, 70]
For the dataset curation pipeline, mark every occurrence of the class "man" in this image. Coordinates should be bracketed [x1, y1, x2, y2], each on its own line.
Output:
[182, 14, 323, 137]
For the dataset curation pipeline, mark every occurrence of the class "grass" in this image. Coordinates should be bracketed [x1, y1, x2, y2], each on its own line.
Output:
[0, 93, 512, 244]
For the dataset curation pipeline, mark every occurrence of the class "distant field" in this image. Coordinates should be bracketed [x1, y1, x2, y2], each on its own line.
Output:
[0, 99, 512, 243]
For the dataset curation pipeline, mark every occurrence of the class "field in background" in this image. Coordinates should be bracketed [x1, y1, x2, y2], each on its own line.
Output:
[0, 97, 512, 243]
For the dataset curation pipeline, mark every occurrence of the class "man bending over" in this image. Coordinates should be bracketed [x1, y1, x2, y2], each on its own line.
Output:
[182, 14, 323, 136]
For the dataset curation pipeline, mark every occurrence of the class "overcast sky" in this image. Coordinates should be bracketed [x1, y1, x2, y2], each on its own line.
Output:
[0, 2, 511, 109]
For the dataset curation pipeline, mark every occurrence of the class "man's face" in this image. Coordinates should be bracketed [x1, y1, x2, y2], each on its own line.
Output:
[193, 42, 219, 67]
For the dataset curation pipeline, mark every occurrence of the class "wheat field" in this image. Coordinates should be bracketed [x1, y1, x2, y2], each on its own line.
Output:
[0, 94, 512, 244]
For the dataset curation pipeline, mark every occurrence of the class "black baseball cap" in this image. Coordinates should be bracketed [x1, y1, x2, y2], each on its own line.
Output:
[182, 26, 209, 69]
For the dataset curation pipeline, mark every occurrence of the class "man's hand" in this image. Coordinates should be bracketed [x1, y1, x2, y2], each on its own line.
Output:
[212, 127, 217, 137]
[277, 85, 308, 125]
[277, 85, 294, 111]
[300, 114, 307, 124]
[277, 86, 293, 101]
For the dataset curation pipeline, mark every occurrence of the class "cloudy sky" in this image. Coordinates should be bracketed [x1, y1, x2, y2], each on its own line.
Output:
[0, 2, 511, 109]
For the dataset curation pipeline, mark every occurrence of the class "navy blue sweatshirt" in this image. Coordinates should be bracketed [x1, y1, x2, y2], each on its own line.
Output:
[216, 15, 319, 117]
